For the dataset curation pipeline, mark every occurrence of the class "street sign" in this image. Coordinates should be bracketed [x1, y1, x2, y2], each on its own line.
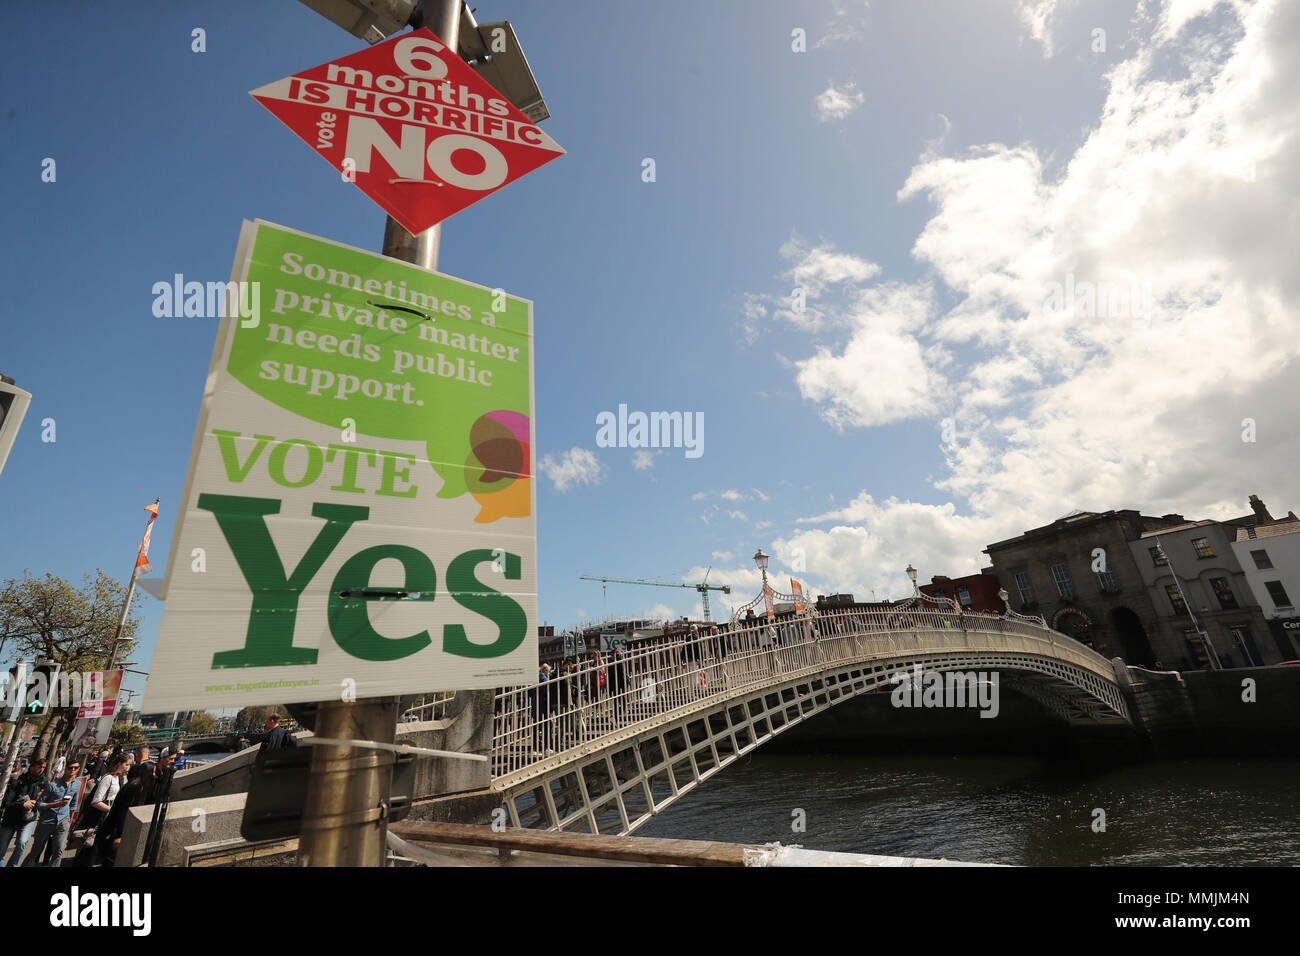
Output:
[250, 28, 564, 236]
[143, 220, 537, 711]
[75, 670, 123, 720]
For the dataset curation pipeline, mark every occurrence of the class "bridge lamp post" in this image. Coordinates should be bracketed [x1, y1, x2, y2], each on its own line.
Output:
[906, 564, 918, 597]
[753, 549, 770, 590]
[998, 588, 1009, 613]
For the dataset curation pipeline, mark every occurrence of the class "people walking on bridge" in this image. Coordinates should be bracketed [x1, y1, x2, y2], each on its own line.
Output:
[22, 757, 82, 867]
[760, 621, 778, 673]
[530, 664, 553, 754]
[608, 649, 628, 716]
[0, 755, 47, 867]
[588, 651, 606, 713]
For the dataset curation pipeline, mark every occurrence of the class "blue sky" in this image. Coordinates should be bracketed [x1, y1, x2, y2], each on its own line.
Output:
[3, 0, 1297, 706]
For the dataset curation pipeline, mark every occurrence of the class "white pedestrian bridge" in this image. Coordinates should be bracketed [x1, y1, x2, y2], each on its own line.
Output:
[484, 596, 1131, 836]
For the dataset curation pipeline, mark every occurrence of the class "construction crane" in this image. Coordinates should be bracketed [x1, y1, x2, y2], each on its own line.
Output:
[579, 568, 732, 622]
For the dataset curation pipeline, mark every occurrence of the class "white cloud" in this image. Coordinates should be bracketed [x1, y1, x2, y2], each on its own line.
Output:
[632, 450, 657, 470]
[740, 235, 883, 339]
[817, 1, 870, 48]
[642, 602, 677, 622]
[711, 550, 735, 561]
[538, 447, 605, 492]
[793, 280, 946, 428]
[815, 81, 865, 122]
[727, 510, 749, 522]
[753, 0, 1300, 592]
[1017, 1, 1064, 58]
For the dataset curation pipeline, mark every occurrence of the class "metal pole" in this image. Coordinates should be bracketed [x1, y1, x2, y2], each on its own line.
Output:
[298, 0, 463, 868]
[380, 0, 462, 271]
[106, 498, 158, 673]
[1157, 538, 1221, 670]
[0, 663, 31, 798]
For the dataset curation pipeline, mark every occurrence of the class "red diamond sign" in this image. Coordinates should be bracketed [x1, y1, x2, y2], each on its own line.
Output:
[251, 28, 564, 235]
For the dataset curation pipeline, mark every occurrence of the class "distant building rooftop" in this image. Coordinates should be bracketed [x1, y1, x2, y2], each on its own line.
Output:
[1236, 520, 1300, 542]
[1139, 519, 1218, 538]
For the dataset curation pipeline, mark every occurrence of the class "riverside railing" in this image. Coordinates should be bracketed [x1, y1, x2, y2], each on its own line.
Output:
[491, 604, 1119, 783]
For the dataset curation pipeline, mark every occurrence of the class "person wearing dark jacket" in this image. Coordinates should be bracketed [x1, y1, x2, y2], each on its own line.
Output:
[0, 757, 47, 866]
[95, 763, 155, 868]
[259, 714, 297, 753]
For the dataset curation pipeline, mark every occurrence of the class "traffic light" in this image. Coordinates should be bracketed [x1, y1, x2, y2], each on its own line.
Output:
[0, 374, 33, 477]
[4, 663, 61, 718]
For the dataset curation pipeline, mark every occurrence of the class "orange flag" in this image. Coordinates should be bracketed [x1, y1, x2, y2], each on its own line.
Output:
[135, 500, 159, 576]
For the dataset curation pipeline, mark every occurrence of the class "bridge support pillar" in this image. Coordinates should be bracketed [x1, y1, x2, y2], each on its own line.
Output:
[402, 689, 497, 824]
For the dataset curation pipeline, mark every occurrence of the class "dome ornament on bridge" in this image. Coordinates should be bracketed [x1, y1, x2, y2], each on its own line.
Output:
[998, 585, 1048, 627]
[729, 548, 808, 624]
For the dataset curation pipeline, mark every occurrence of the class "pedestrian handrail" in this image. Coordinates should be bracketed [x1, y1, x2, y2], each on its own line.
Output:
[491, 606, 1119, 787]
[399, 691, 458, 724]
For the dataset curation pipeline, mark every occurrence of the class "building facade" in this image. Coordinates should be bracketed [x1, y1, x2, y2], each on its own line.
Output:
[1230, 520, 1300, 661]
[1128, 520, 1280, 667]
[920, 571, 1004, 613]
[984, 510, 1191, 668]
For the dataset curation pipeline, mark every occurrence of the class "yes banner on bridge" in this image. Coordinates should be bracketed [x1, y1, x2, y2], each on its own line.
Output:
[144, 220, 537, 711]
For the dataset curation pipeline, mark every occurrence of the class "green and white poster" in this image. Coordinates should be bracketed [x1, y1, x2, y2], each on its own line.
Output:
[144, 220, 537, 710]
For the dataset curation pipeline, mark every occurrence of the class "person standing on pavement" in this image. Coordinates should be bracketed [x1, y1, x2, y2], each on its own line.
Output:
[127, 745, 151, 782]
[82, 754, 129, 834]
[0, 756, 47, 867]
[95, 763, 155, 868]
[22, 758, 82, 867]
[259, 714, 296, 753]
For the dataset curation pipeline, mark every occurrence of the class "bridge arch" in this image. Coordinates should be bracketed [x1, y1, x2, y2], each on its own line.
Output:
[486, 605, 1131, 835]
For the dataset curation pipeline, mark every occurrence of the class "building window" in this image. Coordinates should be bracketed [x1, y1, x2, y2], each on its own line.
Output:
[1265, 580, 1293, 609]
[1166, 584, 1187, 614]
[1149, 546, 1168, 566]
[955, 586, 972, 609]
[1015, 571, 1034, 605]
[1230, 627, 1260, 667]
[1051, 563, 1074, 598]
[1096, 569, 1118, 591]
[1209, 577, 1238, 611]
[1191, 537, 1214, 558]
[1251, 549, 1273, 570]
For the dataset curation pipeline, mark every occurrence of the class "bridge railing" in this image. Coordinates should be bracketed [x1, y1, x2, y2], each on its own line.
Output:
[491, 606, 1117, 783]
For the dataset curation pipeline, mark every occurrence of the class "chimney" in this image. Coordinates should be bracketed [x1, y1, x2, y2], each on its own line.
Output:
[1249, 495, 1274, 525]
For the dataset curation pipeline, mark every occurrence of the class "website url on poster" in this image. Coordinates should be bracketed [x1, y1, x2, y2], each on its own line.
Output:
[203, 679, 320, 693]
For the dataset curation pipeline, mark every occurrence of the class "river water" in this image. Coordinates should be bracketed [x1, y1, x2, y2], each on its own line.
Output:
[632, 753, 1300, 865]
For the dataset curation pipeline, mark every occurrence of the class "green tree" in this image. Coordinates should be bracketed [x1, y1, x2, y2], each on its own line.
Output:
[0, 570, 141, 759]
[185, 712, 217, 735]
[109, 722, 146, 747]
